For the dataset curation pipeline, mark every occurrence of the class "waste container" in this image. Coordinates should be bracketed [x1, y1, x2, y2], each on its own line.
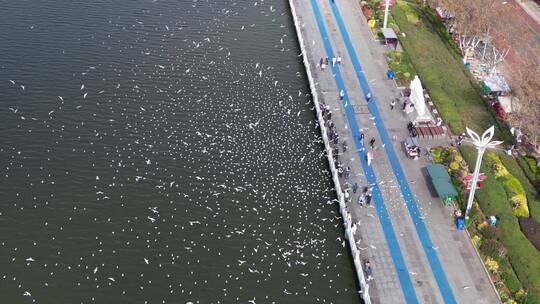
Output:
[456, 217, 465, 230]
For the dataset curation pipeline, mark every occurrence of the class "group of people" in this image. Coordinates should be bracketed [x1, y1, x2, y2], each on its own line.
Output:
[337, 162, 351, 179]
[321, 103, 340, 148]
[456, 132, 466, 146]
[319, 56, 342, 70]
[343, 183, 372, 206]
[319, 95, 376, 283]
[356, 186, 372, 206]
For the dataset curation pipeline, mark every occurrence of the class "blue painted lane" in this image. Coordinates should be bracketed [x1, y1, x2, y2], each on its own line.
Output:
[327, 1, 456, 303]
[309, 0, 419, 302]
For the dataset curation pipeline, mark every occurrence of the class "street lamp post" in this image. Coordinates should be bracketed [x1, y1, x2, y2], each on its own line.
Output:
[383, 0, 390, 29]
[464, 126, 503, 219]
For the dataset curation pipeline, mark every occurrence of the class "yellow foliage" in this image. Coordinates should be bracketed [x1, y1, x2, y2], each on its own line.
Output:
[472, 235, 481, 248]
[486, 152, 509, 177]
[493, 162, 509, 177]
[485, 257, 499, 273]
[511, 194, 530, 217]
[398, 1, 419, 24]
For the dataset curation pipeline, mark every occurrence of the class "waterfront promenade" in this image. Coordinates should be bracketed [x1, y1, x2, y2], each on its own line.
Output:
[289, 0, 501, 303]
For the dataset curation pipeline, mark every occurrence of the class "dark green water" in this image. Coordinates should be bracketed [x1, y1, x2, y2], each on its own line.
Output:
[0, 0, 358, 303]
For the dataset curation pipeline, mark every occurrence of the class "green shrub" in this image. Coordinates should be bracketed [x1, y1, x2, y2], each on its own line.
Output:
[500, 264, 523, 294]
[480, 239, 506, 258]
[480, 225, 501, 240]
[429, 148, 443, 163]
[516, 156, 539, 187]
[524, 156, 538, 174]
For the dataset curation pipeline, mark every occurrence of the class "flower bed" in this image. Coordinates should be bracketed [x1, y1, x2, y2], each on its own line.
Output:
[429, 146, 540, 303]
[386, 50, 415, 86]
[459, 146, 540, 303]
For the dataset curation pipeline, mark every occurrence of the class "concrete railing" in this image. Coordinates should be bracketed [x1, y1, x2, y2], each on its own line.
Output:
[288, 1, 371, 302]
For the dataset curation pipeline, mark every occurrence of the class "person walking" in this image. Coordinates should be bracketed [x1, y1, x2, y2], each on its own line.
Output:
[390, 99, 395, 110]
[369, 137, 376, 149]
[353, 182, 359, 194]
[359, 132, 365, 145]
[365, 260, 373, 281]
[357, 193, 366, 206]
[366, 92, 372, 102]
[367, 151, 374, 166]
[365, 192, 372, 206]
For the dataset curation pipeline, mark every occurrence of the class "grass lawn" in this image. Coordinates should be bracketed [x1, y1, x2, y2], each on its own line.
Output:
[460, 146, 540, 303]
[392, 1, 503, 137]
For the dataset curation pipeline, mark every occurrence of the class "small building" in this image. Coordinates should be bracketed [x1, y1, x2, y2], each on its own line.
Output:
[381, 27, 398, 49]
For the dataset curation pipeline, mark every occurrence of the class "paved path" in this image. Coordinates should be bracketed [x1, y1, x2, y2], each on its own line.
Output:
[290, 0, 501, 303]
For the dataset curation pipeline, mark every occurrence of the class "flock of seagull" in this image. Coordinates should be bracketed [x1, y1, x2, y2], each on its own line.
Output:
[0, 0, 360, 303]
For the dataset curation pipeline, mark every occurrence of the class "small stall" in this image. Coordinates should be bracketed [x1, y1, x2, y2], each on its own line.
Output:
[404, 137, 420, 159]
[482, 75, 510, 97]
[381, 28, 398, 49]
[426, 164, 458, 205]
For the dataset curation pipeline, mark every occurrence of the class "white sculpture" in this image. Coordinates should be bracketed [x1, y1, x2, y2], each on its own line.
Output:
[464, 126, 503, 218]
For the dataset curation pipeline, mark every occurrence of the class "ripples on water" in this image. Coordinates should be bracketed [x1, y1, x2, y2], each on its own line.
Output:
[0, 0, 358, 303]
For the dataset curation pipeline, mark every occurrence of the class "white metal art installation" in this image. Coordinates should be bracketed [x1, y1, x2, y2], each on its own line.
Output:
[464, 126, 503, 218]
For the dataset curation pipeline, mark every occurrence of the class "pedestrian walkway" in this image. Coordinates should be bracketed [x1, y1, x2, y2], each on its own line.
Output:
[289, 0, 501, 303]
[326, 1, 456, 302]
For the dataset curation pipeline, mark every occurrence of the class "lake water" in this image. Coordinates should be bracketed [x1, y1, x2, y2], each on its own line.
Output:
[0, 0, 358, 303]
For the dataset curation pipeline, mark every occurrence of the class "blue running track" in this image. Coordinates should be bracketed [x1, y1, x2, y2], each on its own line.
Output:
[325, 0, 457, 303]
[309, 0, 419, 302]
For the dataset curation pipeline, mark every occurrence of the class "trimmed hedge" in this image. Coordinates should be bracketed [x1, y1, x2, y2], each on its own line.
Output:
[500, 155, 540, 223]
[485, 152, 529, 217]
[460, 146, 540, 303]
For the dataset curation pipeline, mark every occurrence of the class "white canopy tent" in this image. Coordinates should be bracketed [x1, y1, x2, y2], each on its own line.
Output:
[409, 75, 434, 123]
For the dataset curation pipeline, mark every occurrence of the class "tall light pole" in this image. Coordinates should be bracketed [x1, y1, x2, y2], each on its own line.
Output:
[464, 126, 503, 218]
[383, 0, 390, 29]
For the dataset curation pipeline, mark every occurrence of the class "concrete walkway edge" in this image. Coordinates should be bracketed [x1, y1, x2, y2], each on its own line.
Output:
[288, 0, 371, 302]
